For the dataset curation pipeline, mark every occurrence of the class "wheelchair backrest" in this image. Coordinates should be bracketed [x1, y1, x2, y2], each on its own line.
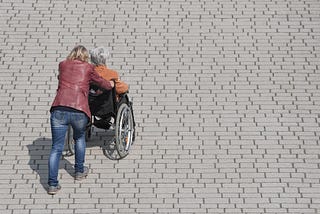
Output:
[88, 85, 116, 118]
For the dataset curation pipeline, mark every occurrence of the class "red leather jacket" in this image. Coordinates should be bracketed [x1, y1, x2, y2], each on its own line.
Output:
[51, 60, 112, 118]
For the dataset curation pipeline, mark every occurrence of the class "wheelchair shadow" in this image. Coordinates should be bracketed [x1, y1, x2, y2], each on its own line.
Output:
[87, 127, 122, 160]
[27, 137, 75, 190]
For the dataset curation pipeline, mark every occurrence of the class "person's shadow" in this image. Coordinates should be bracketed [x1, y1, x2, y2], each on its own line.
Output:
[29, 130, 118, 191]
[27, 137, 74, 190]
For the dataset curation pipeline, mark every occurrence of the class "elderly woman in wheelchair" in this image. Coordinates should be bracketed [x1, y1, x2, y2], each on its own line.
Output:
[65, 47, 136, 159]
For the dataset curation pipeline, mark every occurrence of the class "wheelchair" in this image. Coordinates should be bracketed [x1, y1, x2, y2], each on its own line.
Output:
[64, 84, 136, 159]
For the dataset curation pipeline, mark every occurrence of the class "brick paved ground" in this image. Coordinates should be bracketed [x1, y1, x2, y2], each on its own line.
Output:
[1, 0, 320, 213]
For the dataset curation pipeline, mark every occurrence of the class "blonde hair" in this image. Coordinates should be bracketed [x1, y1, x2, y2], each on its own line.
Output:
[67, 45, 89, 62]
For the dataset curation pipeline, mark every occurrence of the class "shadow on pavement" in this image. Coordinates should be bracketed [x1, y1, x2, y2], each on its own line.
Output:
[28, 132, 118, 189]
[27, 137, 74, 190]
[87, 128, 122, 160]
[28, 129, 119, 190]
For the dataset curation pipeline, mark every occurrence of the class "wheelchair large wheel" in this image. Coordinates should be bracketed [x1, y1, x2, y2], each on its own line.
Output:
[65, 124, 91, 157]
[115, 102, 134, 159]
[65, 125, 75, 156]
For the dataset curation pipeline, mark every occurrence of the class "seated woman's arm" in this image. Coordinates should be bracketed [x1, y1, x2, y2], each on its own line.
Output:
[115, 79, 129, 94]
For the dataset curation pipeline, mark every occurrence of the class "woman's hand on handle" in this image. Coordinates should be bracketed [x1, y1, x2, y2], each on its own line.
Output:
[109, 80, 115, 88]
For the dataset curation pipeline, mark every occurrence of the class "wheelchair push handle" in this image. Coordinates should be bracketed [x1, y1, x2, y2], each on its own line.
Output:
[109, 79, 116, 89]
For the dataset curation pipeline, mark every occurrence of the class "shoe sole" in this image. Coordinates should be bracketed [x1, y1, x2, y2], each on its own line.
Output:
[75, 167, 89, 181]
[75, 175, 88, 181]
[48, 191, 59, 195]
[47, 187, 61, 195]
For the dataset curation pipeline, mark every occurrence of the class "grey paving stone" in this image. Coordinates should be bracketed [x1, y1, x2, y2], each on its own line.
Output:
[1, 0, 320, 213]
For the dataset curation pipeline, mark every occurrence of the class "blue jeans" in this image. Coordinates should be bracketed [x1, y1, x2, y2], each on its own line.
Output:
[48, 109, 88, 187]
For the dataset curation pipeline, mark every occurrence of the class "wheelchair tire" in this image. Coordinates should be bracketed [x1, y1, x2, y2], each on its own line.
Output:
[65, 125, 75, 156]
[65, 124, 92, 156]
[115, 102, 134, 159]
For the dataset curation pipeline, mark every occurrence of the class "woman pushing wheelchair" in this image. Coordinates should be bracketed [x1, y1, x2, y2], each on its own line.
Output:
[48, 45, 114, 195]
[48, 45, 134, 195]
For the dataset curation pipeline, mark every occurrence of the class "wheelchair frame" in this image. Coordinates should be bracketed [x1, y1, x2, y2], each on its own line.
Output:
[64, 85, 136, 160]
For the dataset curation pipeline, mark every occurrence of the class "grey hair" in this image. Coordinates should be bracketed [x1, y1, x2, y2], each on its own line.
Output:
[90, 47, 110, 66]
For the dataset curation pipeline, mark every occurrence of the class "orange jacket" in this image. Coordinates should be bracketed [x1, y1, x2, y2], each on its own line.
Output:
[94, 65, 129, 95]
